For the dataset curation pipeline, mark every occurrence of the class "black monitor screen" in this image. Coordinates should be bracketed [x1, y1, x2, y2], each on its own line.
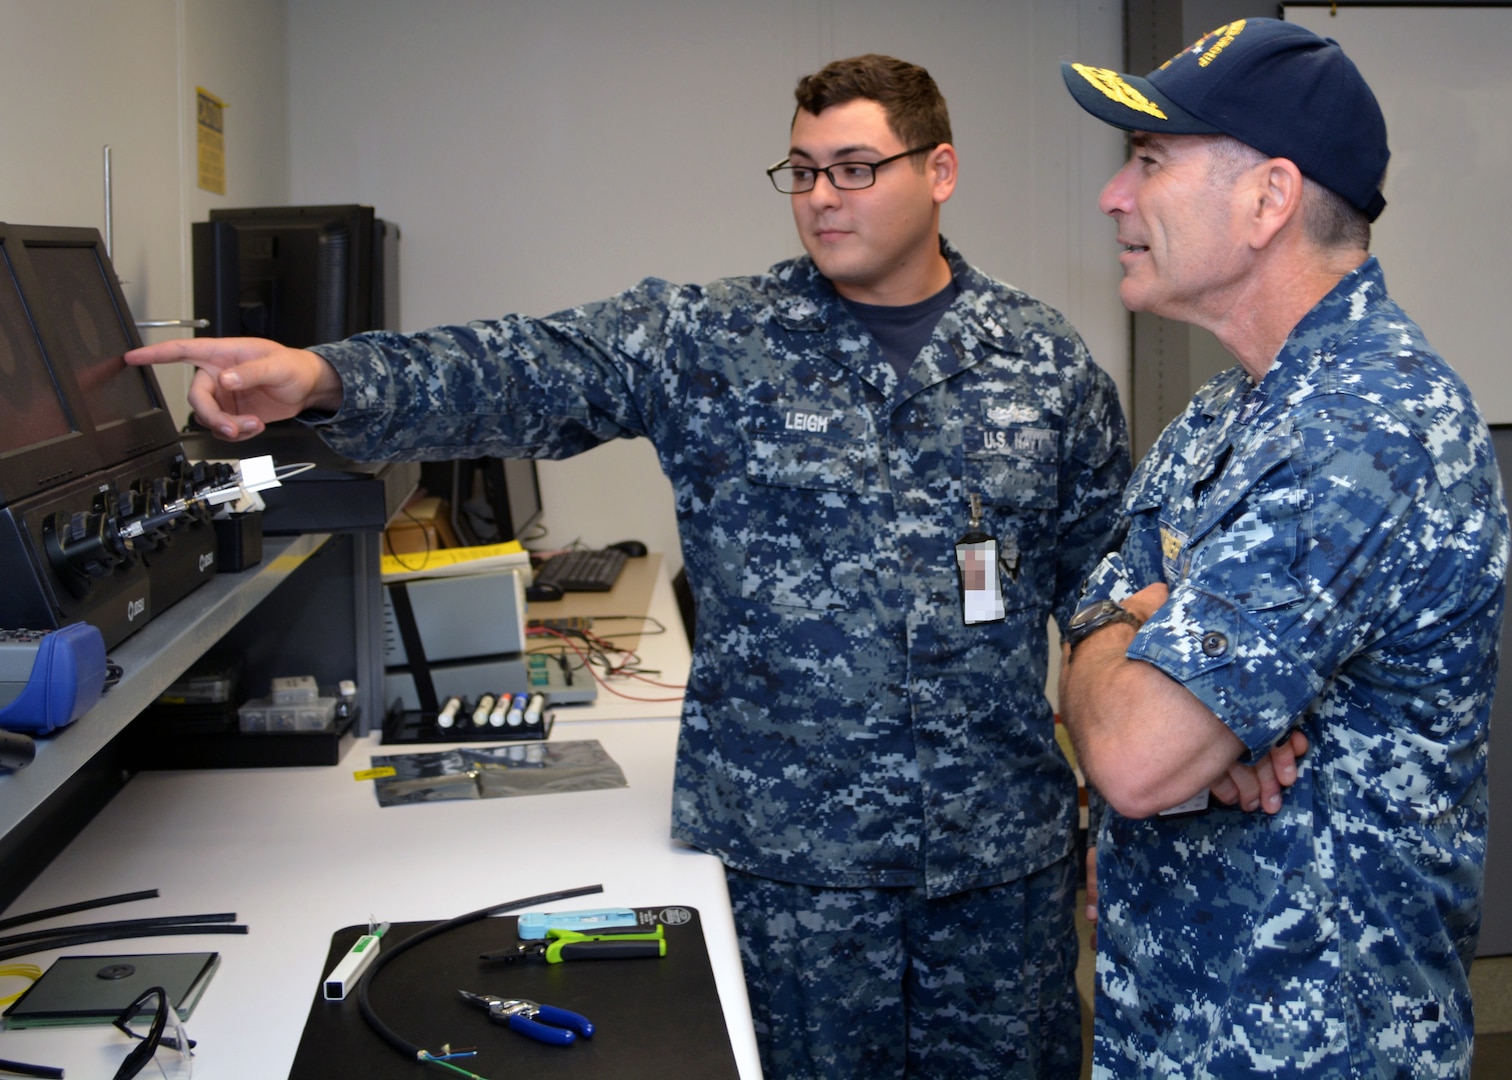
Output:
[0, 248, 75, 455]
[25, 243, 157, 427]
[199, 205, 384, 349]
[418, 457, 543, 546]
[236, 224, 343, 346]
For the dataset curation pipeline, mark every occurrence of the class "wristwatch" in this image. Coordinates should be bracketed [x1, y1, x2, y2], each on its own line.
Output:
[1065, 598, 1142, 651]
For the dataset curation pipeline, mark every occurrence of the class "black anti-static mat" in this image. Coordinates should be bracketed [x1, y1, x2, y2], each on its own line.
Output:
[287, 907, 739, 1079]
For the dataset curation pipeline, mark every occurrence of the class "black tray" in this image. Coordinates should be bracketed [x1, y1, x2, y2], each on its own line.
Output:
[123, 707, 359, 769]
[288, 906, 739, 1080]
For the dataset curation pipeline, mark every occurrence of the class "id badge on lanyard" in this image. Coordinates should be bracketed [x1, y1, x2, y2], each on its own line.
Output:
[956, 493, 1016, 625]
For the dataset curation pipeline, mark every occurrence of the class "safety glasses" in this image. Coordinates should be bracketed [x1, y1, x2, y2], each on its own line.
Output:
[111, 985, 195, 1080]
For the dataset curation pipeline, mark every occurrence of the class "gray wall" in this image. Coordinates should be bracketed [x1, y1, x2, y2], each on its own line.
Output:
[284, 0, 1131, 568]
[0, 0, 291, 427]
[1288, 4, 1512, 425]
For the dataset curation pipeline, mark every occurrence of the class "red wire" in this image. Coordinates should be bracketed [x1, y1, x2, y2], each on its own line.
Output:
[526, 626, 685, 702]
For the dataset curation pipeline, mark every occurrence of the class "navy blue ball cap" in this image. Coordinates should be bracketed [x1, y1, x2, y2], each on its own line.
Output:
[1061, 18, 1388, 222]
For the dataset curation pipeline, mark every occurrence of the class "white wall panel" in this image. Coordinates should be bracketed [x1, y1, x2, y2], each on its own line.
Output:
[0, 0, 290, 430]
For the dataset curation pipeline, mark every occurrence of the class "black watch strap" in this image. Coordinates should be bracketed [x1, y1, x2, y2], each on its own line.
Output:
[1066, 599, 1142, 651]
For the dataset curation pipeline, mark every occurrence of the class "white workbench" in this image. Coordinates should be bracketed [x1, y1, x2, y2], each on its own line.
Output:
[0, 561, 760, 1079]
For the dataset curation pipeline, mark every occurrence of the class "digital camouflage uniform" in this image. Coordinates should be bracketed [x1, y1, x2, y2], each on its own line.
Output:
[308, 239, 1130, 1075]
[1080, 258, 1508, 1078]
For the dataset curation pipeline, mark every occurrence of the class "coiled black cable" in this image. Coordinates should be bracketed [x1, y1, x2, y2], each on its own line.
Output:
[355, 883, 603, 1065]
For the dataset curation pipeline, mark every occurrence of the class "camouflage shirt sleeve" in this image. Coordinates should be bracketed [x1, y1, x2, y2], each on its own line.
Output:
[307, 277, 715, 463]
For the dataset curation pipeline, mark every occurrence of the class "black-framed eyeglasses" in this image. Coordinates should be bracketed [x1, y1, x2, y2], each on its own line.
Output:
[766, 144, 938, 194]
[112, 985, 195, 1080]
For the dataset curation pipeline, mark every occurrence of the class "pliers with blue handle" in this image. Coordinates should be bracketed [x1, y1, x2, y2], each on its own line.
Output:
[457, 991, 595, 1046]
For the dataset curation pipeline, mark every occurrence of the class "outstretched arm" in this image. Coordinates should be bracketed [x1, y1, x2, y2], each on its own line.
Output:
[126, 337, 344, 441]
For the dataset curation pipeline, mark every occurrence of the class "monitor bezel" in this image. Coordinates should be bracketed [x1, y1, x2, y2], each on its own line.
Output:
[12, 224, 178, 471]
[0, 224, 144, 508]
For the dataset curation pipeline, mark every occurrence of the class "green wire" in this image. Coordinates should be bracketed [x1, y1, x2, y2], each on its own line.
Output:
[419, 1052, 490, 1080]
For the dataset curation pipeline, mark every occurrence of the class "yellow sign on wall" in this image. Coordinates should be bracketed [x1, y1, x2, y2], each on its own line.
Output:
[196, 87, 225, 195]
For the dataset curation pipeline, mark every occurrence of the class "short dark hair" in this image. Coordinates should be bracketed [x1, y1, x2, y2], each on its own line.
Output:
[793, 54, 952, 151]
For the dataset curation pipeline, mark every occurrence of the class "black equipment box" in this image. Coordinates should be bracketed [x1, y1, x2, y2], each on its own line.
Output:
[0, 223, 219, 648]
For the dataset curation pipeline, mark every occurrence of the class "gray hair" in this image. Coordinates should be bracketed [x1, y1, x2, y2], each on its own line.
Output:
[1205, 135, 1370, 251]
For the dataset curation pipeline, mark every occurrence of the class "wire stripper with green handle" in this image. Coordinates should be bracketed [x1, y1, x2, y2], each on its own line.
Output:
[479, 923, 667, 964]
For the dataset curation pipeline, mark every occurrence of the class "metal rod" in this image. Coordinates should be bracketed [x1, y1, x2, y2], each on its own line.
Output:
[102, 145, 113, 258]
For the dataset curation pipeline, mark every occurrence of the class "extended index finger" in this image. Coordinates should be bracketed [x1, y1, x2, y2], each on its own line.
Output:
[128, 339, 275, 439]
[125, 337, 258, 372]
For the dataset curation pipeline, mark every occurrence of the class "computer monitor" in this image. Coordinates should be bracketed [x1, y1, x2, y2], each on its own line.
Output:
[193, 204, 398, 347]
[0, 245, 76, 456]
[494, 458, 544, 543]
[21, 228, 178, 468]
[0, 224, 175, 505]
[420, 458, 544, 546]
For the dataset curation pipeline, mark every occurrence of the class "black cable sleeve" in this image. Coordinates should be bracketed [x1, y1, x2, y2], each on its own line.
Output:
[0, 889, 160, 933]
[0, 913, 238, 954]
[0, 1057, 65, 1079]
[0, 923, 247, 964]
[355, 884, 604, 1061]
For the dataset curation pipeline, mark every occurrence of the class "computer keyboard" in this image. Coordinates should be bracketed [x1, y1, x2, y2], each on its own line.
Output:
[533, 548, 629, 592]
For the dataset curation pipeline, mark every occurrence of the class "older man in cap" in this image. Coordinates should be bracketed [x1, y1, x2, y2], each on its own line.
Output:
[1059, 18, 1508, 1078]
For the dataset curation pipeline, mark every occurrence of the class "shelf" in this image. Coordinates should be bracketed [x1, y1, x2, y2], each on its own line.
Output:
[0, 533, 330, 836]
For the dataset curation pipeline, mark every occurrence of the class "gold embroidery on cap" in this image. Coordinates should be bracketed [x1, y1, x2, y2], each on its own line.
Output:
[1158, 19, 1248, 70]
[1197, 19, 1246, 67]
[1070, 64, 1168, 120]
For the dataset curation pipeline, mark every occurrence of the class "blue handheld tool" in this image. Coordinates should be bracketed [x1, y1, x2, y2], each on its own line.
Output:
[516, 907, 638, 940]
[0, 623, 108, 735]
[457, 991, 594, 1046]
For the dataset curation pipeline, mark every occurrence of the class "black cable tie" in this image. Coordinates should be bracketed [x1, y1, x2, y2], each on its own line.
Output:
[0, 1056, 65, 1079]
[0, 923, 247, 965]
[0, 889, 160, 934]
[0, 912, 238, 954]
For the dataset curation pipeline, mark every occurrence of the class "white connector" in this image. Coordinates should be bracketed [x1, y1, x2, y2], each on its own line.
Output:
[323, 924, 387, 1000]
